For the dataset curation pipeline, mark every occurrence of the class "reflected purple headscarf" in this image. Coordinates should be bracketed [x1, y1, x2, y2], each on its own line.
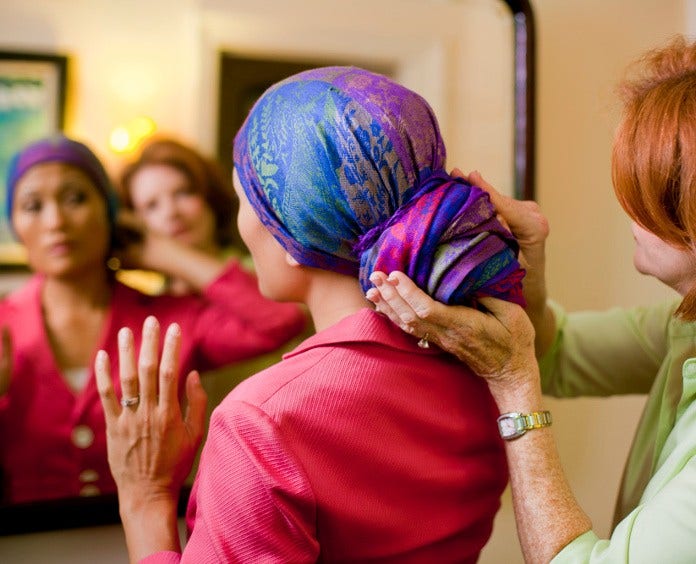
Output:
[233, 66, 525, 306]
[5, 134, 118, 231]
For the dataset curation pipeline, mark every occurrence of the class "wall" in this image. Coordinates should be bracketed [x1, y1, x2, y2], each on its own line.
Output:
[0, 0, 691, 562]
[195, 0, 515, 190]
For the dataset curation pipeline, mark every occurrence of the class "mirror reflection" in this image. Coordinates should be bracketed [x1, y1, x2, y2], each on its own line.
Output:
[0, 0, 532, 534]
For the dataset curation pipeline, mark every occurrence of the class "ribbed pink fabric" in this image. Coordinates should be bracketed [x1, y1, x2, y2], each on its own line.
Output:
[142, 309, 507, 563]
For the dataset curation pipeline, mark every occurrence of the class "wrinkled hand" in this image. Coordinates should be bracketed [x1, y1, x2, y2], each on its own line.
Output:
[95, 316, 207, 506]
[454, 168, 550, 312]
[0, 326, 11, 396]
[455, 168, 549, 262]
[367, 169, 554, 363]
[110, 210, 148, 270]
[367, 271, 536, 389]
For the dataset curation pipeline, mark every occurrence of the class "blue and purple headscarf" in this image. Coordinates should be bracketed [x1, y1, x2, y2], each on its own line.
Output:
[5, 134, 118, 231]
[233, 66, 525, 306]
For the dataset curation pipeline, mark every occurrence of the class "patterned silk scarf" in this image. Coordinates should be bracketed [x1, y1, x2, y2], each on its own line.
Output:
[233, 66, 525, 307]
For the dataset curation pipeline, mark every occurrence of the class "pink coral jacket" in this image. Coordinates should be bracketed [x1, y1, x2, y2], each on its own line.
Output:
[0, 261, 306, 504]
[143, 309, 507, 563]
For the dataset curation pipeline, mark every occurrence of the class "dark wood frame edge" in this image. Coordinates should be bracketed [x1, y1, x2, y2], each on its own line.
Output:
[502, 0, 536, 200]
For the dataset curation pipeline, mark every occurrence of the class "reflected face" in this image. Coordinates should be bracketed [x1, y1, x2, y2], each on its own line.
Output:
[232, 169, 306, 301]
[129, 164, 217, 253]
[12, 162, 110, 277]
[631, 221, 696, 295]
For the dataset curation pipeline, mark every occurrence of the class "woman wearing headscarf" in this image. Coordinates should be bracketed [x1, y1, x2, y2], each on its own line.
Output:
[97, 67, 526, 563]
[0, 135, 307, 505]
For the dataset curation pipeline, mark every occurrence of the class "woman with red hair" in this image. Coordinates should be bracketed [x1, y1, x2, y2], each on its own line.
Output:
[117, 137, 244, 296]
[368, 35, 696, 562]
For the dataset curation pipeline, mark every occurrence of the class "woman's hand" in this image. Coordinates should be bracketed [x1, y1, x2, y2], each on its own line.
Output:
[367, 169, 556, 358]
[112, 210, 170, 272]
[112, 210, 227, 293]
[455, 169, 550, 314]
[96, 316, 207, 499]
[0, 326, 12, 396]
[95, 316, 207, 559]
[367, 272, 536, 386]
[459, 169, 549, 251]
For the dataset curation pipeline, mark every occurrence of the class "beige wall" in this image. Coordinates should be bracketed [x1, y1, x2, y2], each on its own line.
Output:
[0, 0, 692, 562]
[0, 0, 201, 173]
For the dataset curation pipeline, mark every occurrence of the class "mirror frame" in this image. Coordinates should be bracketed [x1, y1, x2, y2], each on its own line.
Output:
[505, 0, 536, 200]
[0, 0, 536, 536]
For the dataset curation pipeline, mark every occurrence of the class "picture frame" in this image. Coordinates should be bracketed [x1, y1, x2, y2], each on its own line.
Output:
[0, 50, 68, 268]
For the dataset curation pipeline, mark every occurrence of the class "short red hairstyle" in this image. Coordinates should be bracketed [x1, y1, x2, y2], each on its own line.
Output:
[119, 137, 241, 248]
[612, 35, 696, 319]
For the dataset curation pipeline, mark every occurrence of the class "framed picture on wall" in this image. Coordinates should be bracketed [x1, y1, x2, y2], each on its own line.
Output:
[0, 50, 68, 267]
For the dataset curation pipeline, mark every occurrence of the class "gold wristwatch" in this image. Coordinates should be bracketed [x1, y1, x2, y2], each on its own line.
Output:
[497, 411, 552, 440]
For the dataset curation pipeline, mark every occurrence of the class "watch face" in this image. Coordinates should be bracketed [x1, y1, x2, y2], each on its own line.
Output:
[497, 413, 526, 440]
[499, 418, 517, 437]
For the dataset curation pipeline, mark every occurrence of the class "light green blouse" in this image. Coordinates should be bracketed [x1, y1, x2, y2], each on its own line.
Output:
[539, 300, 696, 563]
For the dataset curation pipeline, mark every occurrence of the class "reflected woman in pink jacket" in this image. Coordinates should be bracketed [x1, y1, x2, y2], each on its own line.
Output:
[0, 135, 306, 504]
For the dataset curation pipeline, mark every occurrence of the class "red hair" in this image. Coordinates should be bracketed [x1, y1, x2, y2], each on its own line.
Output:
[612, 35, 696, 319]
[119, 137, 241, 248]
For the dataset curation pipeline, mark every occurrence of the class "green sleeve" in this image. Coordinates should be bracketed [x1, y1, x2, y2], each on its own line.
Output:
[552, 438, 696, 563]
[538, 300, 678, 398]
[549, 338, 696, 563]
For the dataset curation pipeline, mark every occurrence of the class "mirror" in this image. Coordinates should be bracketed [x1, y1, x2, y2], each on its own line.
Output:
[0, 0, 534, 535]
[199, 0, 535, 201]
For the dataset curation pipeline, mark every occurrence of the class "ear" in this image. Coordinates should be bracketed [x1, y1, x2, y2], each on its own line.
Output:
[285, 252, 301, 267]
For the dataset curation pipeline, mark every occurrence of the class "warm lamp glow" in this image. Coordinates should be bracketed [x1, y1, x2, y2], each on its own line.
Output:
[109, 116, 157, 154]
[109, 127, 131, 152]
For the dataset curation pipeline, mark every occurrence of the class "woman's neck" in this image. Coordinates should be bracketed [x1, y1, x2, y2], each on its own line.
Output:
[41, 267, 113, 372]
[42, 267, 112, 311]
[303, 270, 371, 332]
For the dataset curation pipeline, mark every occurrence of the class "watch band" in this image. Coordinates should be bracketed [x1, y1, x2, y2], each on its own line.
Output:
[497, 411, 552, 440]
